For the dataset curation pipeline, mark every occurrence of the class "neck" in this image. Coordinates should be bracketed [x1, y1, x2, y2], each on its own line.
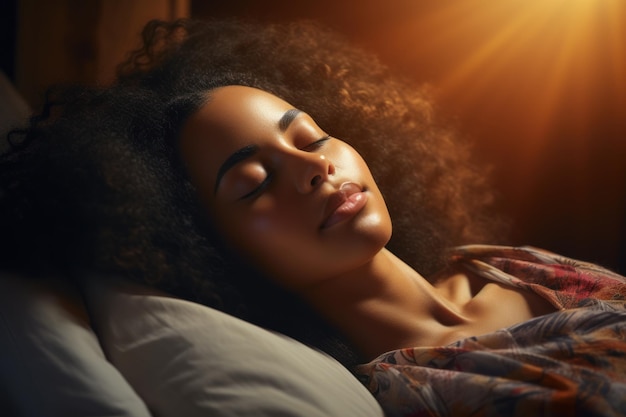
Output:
[299, 248, 467, 360]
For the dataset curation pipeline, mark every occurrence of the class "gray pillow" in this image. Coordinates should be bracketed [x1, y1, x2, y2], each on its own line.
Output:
[84, 275, 384, 417]
[0, 272, 151, 417]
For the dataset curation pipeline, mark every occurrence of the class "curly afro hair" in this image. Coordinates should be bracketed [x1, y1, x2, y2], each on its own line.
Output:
[0, 18, 506, 365]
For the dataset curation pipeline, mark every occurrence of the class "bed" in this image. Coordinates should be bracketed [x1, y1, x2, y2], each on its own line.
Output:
[0, 270, 385, 416]
[2, 72, 625, 417]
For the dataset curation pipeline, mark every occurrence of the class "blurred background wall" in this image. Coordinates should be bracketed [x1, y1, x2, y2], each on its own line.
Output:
[2, 0, 625, 273]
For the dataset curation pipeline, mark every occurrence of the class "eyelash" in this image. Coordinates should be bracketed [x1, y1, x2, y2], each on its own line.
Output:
[240, 172, 274, 200]
[240, 135, 331, 200]
[303, 135, 331, 151]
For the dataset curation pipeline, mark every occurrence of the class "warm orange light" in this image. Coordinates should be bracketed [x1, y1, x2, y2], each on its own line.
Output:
[430, 1, 623, 129]
[367, 0, 625, 178]
[359, 0, 625, 264]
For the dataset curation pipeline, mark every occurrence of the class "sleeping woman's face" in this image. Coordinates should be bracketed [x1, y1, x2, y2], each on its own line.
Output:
[179, 85, 391, 290]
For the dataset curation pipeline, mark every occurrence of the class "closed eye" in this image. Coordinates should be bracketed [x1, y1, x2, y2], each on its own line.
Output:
[302, 135, 331, 152]
[239, 135, 329, 200]
[240, 172, 274, 200]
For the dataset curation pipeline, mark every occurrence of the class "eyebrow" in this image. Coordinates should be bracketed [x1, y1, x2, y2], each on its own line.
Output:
[214, 108, 302, 194]
[278, 108, 302, 132]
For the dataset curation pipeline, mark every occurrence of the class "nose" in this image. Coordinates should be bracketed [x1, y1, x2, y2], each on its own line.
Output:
[292, 152, 335, 193]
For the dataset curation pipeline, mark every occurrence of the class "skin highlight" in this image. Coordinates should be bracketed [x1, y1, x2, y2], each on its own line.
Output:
[180, 86, 391, 291]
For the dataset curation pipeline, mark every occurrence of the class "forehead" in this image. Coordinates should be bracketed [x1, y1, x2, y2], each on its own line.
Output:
[182, 85, 293, 148]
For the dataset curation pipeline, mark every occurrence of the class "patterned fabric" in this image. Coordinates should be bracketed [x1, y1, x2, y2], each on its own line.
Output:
[355, 245, 626, 417]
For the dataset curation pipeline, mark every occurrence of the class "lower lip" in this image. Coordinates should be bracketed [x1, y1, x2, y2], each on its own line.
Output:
[321, 192, 368, 230]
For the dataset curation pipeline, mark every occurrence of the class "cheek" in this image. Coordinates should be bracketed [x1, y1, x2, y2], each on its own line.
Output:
[242, 210, 276, 235]
[243, 197, 293, 234]
[216, 198, 301, 255]
[333, 144, 371, 174]
[217, 205, 315, 284]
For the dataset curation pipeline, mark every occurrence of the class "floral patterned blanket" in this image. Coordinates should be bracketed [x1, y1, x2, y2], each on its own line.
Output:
[355, 245, 626, 417]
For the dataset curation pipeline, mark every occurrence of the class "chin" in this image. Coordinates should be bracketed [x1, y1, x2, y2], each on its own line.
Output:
[353, 211, 393, 251]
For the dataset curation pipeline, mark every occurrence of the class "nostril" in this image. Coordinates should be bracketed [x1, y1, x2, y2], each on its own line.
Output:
[310, 175, 322, 187]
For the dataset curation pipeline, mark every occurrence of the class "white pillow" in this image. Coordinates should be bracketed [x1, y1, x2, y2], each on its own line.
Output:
[83, 275, 384, 417]
[0, 272, 152, 417]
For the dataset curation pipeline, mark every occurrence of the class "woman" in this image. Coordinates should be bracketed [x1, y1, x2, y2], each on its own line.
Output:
[2, 19, 625, 416]
[177, 84, 556, 359]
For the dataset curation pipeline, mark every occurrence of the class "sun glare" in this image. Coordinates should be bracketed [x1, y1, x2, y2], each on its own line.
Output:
[439, 1, 622, 131]
[358, 0, 625, 262]
[366, 0, 625, 196]
[374, 0, 625, 143]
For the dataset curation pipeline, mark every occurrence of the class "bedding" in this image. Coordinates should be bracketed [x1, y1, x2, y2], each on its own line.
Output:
[356, 245, 626, 417]
[82, 275, 384, 417]
[0, 272, 151, 417]
[1, 270, 384, 417]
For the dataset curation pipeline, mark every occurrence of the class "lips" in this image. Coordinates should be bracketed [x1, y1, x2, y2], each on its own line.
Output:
[320, 182, 368, 230]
